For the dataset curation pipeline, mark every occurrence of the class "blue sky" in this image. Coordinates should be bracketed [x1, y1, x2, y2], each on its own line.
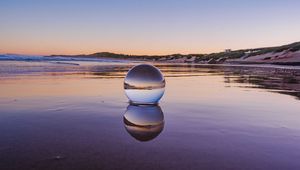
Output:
[1, 0, 300, 55]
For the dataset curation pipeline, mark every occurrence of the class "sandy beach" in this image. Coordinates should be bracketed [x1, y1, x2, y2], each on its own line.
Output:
[1, 61, 300, 169]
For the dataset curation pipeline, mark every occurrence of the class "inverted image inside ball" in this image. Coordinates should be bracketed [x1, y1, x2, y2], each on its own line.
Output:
[124, 64, 165, 105]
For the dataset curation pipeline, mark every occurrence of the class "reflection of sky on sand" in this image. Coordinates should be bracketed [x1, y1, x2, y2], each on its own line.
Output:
[0, 76, 124, 98]
[1, 61, 300, 169]
[124, 104, 164, 142]
[1, 61, 300, 101]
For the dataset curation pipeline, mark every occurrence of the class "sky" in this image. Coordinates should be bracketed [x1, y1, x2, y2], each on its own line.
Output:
[1, 0, 300, 55]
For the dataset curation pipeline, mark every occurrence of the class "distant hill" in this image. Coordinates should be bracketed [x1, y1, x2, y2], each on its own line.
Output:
[49, 52, 205, 61]
[48, 41, 300, 65]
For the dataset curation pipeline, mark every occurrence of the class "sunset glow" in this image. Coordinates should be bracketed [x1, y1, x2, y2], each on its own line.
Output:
[1, 0, 300, 55]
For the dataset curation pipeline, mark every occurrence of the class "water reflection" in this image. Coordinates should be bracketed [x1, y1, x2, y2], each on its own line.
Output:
[78, 64, 300, 101]
[2, 61, 300, 100]
[123, 104, 164, 142]
[221, 66, 300, 100]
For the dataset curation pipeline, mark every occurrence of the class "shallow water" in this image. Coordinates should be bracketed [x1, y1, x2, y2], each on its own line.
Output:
[1, 61, 300, 170]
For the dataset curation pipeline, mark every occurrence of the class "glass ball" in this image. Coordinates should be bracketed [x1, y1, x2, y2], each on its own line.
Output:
[123, 104, 164, 142]
[124, 64, 165, 104]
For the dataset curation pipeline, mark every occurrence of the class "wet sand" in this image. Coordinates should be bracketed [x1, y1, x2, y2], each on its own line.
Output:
[1, 61, 300, 170]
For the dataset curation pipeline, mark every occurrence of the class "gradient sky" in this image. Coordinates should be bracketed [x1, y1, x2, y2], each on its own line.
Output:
[1, 0, 300, 55]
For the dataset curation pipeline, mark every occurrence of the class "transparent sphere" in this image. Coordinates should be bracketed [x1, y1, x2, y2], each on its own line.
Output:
[123, 104, 164, 142]
[124, 64, 165, 105]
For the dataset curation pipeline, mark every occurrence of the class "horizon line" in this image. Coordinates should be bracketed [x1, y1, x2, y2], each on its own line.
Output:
[1, 41, 299, 57]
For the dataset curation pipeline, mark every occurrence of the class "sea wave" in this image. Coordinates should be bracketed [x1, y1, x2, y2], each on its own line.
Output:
[0, 54, 128, 63]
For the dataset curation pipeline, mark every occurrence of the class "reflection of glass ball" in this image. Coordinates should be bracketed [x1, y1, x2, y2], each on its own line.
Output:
[123, 104, 164, 142]
[124, 64, 165, 105]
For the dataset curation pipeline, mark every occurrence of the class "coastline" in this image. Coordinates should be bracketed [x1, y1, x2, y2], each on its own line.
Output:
[1, 41, 300, 66]
[46, 41, 300, 66]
